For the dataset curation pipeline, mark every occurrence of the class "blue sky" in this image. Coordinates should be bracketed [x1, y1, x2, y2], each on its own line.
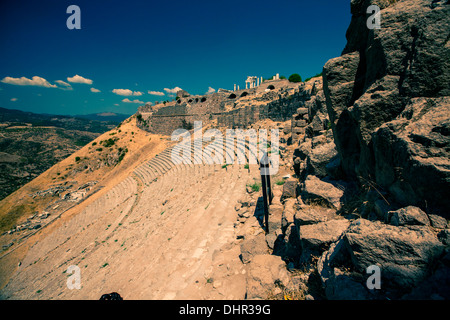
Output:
[0, 0, 351, 116]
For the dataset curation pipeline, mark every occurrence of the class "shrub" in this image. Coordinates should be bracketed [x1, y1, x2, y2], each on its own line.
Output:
[288, 73, 302, 83]
[248, 182, 261, 192]
[101, 138, 117, 148]
[75, 156, 81, 162]
[118, 147, 128, 163]
[181, 119, 193, 130]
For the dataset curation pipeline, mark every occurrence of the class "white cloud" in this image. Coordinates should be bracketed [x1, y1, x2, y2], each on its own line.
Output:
[55, 80, 71, 87]
[55, 80, 73, 91]
[148, 90, 165, 96]
[1, 76, 57, 88]
[113, 89, 143, 96]
[122, 98, 144, 104]
[67, 74, 93, 85]
[164, 86, 183, 94]
[206, 87, 216, 94]
[10, 98, 18, 102]
[90, 87, 101, 93]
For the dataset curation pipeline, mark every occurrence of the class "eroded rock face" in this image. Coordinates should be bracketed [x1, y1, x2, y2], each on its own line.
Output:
[318, 218, 446, 299]
[322, 0, 450, 217]
[372, 97, 450, 217]
[344, 219, 445, 292]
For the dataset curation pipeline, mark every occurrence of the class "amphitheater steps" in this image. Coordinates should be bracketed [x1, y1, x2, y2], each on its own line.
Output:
[2, 132, 269, 299]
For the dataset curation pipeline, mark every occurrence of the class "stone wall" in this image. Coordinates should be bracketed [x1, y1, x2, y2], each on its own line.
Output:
[141, 114, 211, 134]
[136, 80, 313, 135]
[291, 78, 328, 143]
[216, 89, 310, 129]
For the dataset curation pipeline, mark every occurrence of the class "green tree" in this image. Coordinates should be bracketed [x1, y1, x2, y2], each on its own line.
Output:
[288, 73, 302, 83]
[181, 119, 193, 130]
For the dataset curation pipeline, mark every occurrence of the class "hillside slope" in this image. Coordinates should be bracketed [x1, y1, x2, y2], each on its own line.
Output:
[0, 107, 128, 201]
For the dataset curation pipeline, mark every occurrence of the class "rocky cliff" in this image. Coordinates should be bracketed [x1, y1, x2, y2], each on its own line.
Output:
[285, 0, 449, 300]
[322, 0, 449, 217]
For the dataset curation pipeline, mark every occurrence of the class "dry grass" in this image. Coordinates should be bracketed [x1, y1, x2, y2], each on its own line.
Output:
[373, 0, 399, 9]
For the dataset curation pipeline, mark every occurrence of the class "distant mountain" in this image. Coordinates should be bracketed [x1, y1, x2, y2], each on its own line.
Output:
[0, 107, 128, 201]
[0, 107, 127, 133]
[74, 112, 131, 123]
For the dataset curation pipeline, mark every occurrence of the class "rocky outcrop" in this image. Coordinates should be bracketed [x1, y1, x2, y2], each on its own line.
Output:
[278, 0, 450, 300]
[322, 0, 450, 217]
[318, 218, 447, 299]
[372, 96, 450, 217]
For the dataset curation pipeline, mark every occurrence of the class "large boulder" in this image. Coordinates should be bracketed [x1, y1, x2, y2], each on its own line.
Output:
[386, 206, 430, 227]
[305, 140, 338, 178]
[402, 251, 450, 300]
[343, 219, 445, 294]
[300, 175, 344, 210]
[294, 205, 337, 226]
[372, 97, 450, 218]
[318, 218, 446, 299]
[343, 0, 450, 97]
[323, 51, 361, 178]
[299, 219, 350, 263]
[318, 239, 371, 300]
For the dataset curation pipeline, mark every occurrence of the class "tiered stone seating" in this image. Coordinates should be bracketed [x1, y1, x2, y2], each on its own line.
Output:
[4, 128, 268, 300]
